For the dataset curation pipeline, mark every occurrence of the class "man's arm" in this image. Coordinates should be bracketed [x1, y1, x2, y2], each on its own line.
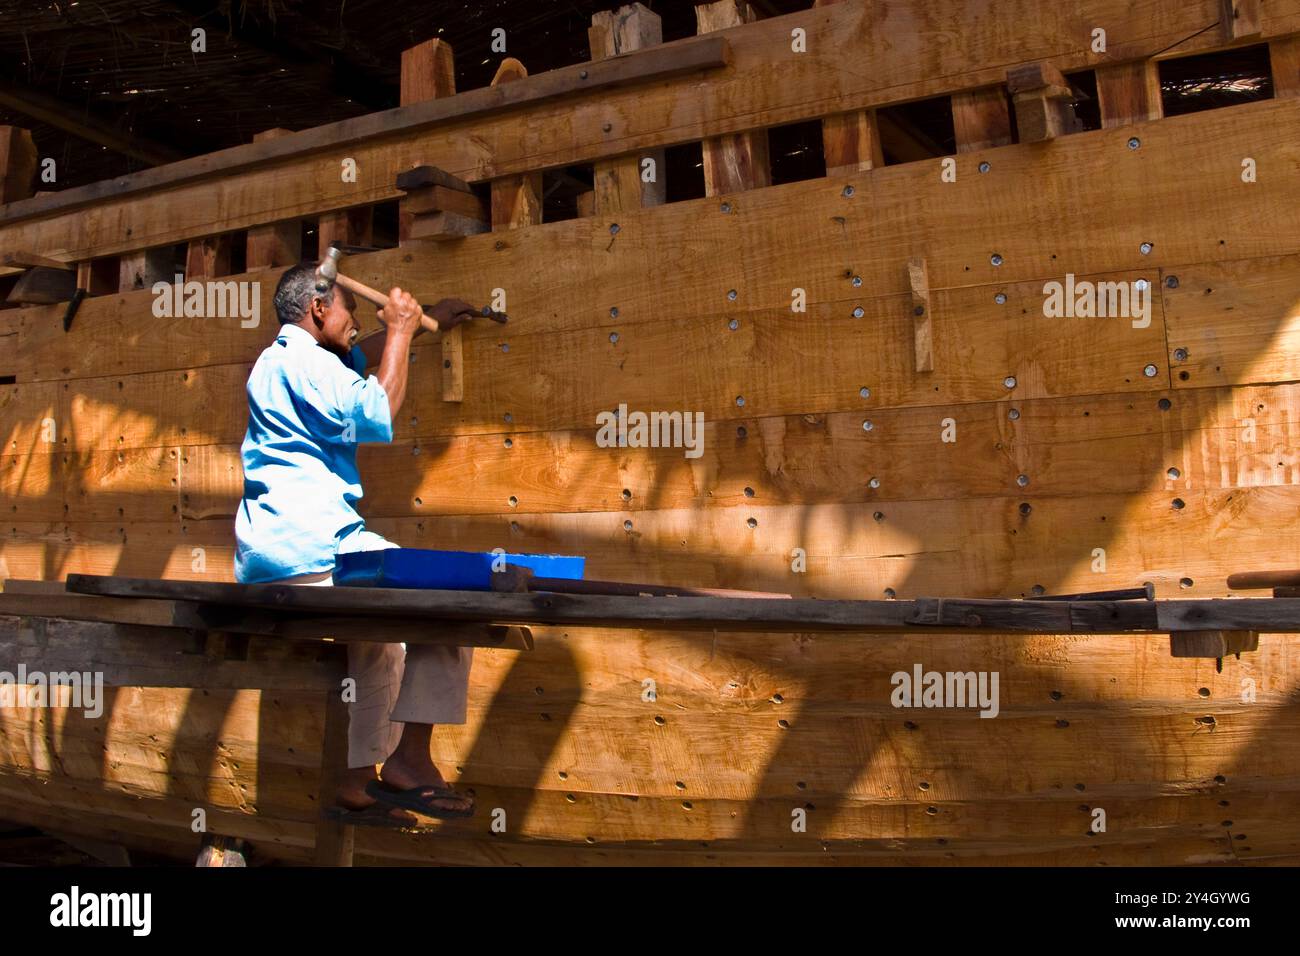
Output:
[358, 296, 487, 367]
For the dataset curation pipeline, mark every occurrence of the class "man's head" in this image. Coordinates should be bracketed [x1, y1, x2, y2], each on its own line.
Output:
[273, 263, 360, 357]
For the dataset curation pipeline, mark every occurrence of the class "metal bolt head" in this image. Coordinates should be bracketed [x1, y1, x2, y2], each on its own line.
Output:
[991, 253, 1003, 266]
[720, 202, 732, 214]
[728, 318, 739, 331]
[610, 306, 619, 318]
[1003, 376, 1017, 389]
[602, 123, 612, 133]
[1016, 474, 1029, 487]
[727, 289, 738, 301]
[1140, 242, 1153, 255]
[609, 332, 619, 344]
[624, 519, 633, 530]
[862, 420, 874, 432]
[579, 69, 589, 79]
[1134, 278, 1149, 291]
[1173, 347, 1188, 362]
[735, 396, 745, 407]
[978, 161, 991, 173]
[859, 386, 870, 399]
[852, 275, 862, 287]
[842, 185, 855, 198]
[913, 305, 925, 317]
[1008, 408, 1020, 421]
[1143, 364, 1159, 377]
[994, 292, 1007, 304]
[1165, 275, 1179, 289]
[852, 306, 865, 318]
[868, 477, 881, 489]
[1128, 137, 1140, 150]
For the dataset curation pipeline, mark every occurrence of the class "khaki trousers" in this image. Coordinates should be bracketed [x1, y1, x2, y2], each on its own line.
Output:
[271, 569, 473, 769]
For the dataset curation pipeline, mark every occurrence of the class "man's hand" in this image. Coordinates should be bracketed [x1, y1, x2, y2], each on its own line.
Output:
[377, 287, 423, 338]
[429, 297, 494, 332]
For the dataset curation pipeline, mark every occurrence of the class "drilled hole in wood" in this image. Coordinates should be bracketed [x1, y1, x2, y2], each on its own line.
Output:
[653, 715, 665, 726]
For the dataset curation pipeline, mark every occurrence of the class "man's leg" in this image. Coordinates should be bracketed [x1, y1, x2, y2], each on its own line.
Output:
[374, 645, 474, 813]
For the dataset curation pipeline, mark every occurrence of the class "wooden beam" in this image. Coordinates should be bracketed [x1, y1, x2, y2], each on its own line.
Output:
[951, 88, 1014, 152]
[589, 4, 668, 212]
[1271, 35, 1300, 98]
[118, 248, 174, 293]
[1221, 0, 1262, 39]
[6, 266, 76, 305]
[696, 2, 770, 196]
[0, 126, 37, 204]
[0, 80, 183, 167]
[0, 251, 73, 271]
[312, 691, 354, 867]
[184, 235, 233, 280]
[1169, 629, 1259, 658]
[7, 1, 1299, 259]
[1007, 63, 1078, 143]
[318, 207, 373, 258]
[245, 129, 303, 271]
[0, 32, 731, 227]
[399, 38, 458, 243]
[1096, 60, 1163, 127]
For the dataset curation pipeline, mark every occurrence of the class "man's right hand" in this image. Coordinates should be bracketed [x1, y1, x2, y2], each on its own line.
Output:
[378, 287, 423, 337]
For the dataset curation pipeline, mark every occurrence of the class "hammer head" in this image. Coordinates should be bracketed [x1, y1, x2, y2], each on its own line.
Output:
[314, 245, 343, 296]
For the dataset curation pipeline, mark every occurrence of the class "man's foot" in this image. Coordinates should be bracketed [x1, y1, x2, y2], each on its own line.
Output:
[335, 766, 420, 824]
[376, 754, 473, 815]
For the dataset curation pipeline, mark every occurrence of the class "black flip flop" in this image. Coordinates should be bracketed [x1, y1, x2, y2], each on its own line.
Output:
[323, 804, 440, 832]
[365, 779, 475, 819]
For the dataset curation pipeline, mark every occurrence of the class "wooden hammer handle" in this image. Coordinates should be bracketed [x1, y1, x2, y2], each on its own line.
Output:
[333, 273, 439, 334]
[1227, 570, 1300, 590]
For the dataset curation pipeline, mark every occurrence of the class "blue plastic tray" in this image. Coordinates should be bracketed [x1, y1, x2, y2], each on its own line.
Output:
[333, 547, 585, 591]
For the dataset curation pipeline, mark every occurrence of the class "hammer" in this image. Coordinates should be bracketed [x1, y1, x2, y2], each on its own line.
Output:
[313, 246, 506, 331]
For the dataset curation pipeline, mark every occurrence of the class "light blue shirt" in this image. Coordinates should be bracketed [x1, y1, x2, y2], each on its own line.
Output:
[235, 323, 394, 583]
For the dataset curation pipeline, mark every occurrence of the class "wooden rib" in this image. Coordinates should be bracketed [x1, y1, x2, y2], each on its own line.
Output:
[696, 1, 771, 196]
[951, 87, 1014, 152]
[399, 38, 457, 244]
[245, 130, 303, 271]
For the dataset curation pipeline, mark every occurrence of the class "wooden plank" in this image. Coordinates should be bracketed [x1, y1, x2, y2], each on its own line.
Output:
[0, 126, 37, 204]
[6, 3, 1300, 259]
[62, 573, 1300, 633]
[13, 97, 1292, 388]
[589, 4, 668, 212]
[907, 257, 933, 372]
[951, 87, 1014, 152]
[1162, 254, 1300, 387]
[0, 252, 73, 272]
[245, 130, 304, 270]
[696, 1, 771, 196]
[1095, 60, 1163, 127]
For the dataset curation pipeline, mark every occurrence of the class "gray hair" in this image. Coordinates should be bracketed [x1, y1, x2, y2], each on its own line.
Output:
[273, 263, 333, 325]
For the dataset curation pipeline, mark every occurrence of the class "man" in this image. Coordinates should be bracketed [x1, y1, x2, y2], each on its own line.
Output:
[236, 262, 484, 824]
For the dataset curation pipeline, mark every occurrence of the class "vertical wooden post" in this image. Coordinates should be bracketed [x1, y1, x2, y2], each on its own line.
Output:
[0, 126, 37, 204]
[313, 688, 355, 866]
[1270, 35, 1300, 98]
[118, 248, 174, 293]
[399, 38, 458, 243]
[246, 129, 303, 270]
[588, 4, 667, 212]
[951, 88, 1014, 152]
[318, 208, 373, 257]
[1221, 0, 1262, 39]
[184, 236, 232, 280]
[695, 1, 771, 195]
[1095, 60, 1163, 127]
[811, 0, 883, 177]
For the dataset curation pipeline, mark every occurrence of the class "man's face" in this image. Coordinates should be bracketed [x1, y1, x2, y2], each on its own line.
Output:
[308, 286, 360, 357]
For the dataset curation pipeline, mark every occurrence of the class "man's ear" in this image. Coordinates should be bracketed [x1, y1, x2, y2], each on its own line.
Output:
[307, 292, 329, 323]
